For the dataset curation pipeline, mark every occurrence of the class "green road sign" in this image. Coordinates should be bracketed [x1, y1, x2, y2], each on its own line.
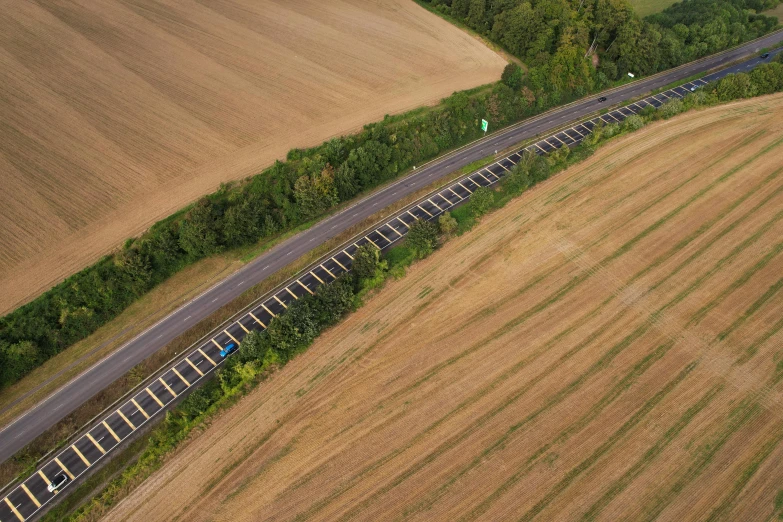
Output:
[481, 119, 489, 132]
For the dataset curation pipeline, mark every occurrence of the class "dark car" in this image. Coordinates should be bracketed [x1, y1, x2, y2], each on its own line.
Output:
[47, 473, 68, 493]
[761, 52, 770, 59]
[597, 96, 607, 102]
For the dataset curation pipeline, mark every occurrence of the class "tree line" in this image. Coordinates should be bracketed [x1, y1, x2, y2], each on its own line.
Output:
[425, 0, 779, 106]
[1, 0, 781, 388]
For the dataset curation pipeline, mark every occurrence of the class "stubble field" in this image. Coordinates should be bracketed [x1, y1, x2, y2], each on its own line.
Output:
[0, 0, 505, 314]
[106, 94, 783, 521]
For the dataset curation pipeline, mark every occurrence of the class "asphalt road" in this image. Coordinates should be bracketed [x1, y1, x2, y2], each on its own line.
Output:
[1, 30, 782, 465]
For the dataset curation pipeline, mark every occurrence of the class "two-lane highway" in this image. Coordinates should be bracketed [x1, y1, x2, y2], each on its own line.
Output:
[1, 30, 782, 467]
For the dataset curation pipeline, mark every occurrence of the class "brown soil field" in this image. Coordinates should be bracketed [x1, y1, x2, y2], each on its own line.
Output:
[104, 94, 783, 522]
[0, 0, 505, 314]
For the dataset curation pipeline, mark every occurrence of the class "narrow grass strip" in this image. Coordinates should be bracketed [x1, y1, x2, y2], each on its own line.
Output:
[689, 205, 783, 327]
[331, 322, 657, 522]
[452, 341, 678, 522]
[704, 424, 783, 522]
[295, 147, 783, 520]
[517, 362, 703, 522]
[400, 204, 783, 519]
[606, 135, 783, 265]
[718, 277, 783, 341]
[431, 128, 773, 343]
[630, 168, 783, 288]
[742, 314, 783, 373]
[639, 400, 762, 522]
[580, 385, 725, 521]
[693, 240, 783, 329]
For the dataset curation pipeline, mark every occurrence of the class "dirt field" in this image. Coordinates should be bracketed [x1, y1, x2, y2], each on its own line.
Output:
[764, 3, 783, 22]
[105, 94, 783, 521]
[0, 0, 505, 314]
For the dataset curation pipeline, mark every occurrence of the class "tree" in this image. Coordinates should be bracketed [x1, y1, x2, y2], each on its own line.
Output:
[505, 162, 532, 193]
[152, 224, 183, 267]
[468, 186, 495, 217]
[529, 155, 551, 183]
[311, 277, 355, 325]
[0, 341, 40, 387]
[335, 163, 359, 201]
[115, 248, 153, 292]
[222, 200, 261, 247]
[501, 63, 524, 90]
[406, 219, 439, 259]
[294, 165, 339, 219]
[622, 114, 645, 131]
[346, 142, 392, 189]
[439, 212, 458, 236]
[178, 199, 223, 258]
[351, 244, 381, 287]
[659, 98, 685, 118]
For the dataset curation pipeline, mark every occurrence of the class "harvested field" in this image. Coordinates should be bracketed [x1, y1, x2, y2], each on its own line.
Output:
[0, 0, 505, 314]
[106, 94, 783, 522]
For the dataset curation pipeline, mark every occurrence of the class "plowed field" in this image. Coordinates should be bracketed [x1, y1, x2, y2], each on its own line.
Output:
[106, 94, 783, 521]
[0, 0, 505, 313]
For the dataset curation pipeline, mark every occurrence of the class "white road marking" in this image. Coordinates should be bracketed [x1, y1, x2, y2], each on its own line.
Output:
[263, 265, 269, 270]
[184, 316, 191, 321]
[156, 334, 163, 339]
[212, 298, 217, 303]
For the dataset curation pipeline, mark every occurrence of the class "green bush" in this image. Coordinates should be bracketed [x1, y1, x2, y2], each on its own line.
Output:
[622, 115, 645, 132]
[406, 220, 440, 259]
[351, 244, 382, 290]
[438, 212, 459, 236]
[468, 187, 495, 217]
[501, 63, 523, 90]
[659, 98, 686, 118]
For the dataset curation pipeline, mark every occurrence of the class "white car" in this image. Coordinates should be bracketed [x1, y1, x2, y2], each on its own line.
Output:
[47, 473, 68, 493]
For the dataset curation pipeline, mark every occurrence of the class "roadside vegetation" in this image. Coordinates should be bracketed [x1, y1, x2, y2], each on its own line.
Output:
[423, 0, 780, 104]
[2, 0, 780, 392]
[46, 61, 783, 522]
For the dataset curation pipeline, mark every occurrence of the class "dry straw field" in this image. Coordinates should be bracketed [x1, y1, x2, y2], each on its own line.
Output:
[0, 0, 504, 314]
[106, 94, 783, 521]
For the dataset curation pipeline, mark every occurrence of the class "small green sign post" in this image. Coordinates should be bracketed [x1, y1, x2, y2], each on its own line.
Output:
[481, 119, 489, 134]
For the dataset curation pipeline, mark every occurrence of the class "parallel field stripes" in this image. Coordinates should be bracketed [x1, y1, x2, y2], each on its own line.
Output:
[0, 78, 709, 522]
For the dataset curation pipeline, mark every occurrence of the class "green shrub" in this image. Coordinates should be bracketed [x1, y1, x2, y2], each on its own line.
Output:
[438, 212, 458, 236]
[622, 115, 645, 132]
[501, 63, 524, 90]
[406, 220, 440, 259]
[468, 187, 495, 217]
[659, 98, 686, 118]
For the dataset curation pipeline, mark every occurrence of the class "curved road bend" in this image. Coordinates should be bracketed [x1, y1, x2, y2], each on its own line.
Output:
[1, 31, 782, 463]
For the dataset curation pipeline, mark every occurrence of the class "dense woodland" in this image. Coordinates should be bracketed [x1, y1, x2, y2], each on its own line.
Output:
[427, 0, 780, 104]
[0, 0, 780, 388]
